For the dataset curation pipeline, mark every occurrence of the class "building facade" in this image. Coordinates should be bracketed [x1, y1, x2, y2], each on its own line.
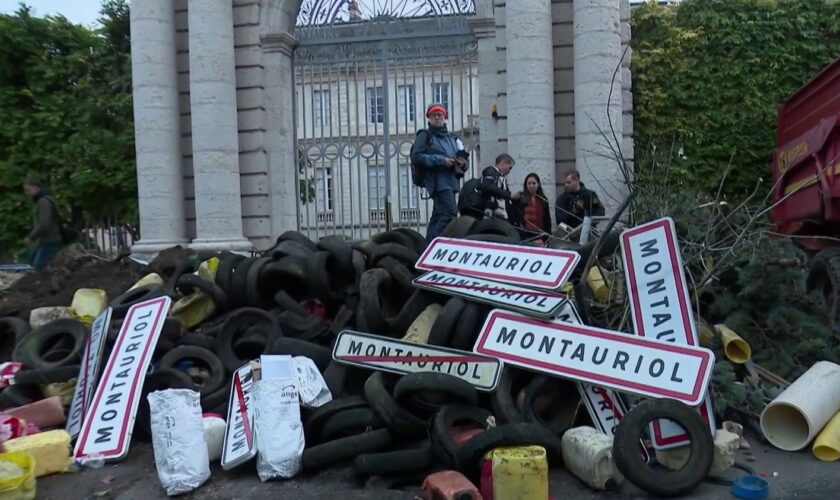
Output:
[129, 0, 633, 258]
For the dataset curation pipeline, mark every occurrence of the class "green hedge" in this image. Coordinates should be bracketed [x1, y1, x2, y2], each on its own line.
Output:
[631, 0, 840, 197]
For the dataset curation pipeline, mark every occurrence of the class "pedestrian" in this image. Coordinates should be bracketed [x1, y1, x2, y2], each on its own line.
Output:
[555, 170, 605, 230]
[510, 173, 552, 239]
[479, 153, 521, 220]
[23, 179, 63, 271]
[411, 103, 468, 243]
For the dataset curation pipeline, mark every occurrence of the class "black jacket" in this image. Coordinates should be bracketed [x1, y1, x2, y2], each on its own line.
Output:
[555, 183, 605, 228]
[479, 165, 513, 216]
[509, 195, 552, 234]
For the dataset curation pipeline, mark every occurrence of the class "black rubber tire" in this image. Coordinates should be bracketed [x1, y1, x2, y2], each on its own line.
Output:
[377, 256, 415, 294]
[13, 365, 81, 385]
[316, 236, 355, 275]
[109, 284, 167, 319]
[455, 423, 563, 477]
[229, 258, 257, 308]
[449, 302, 487, 351]
[388, 290, 438, 337]
[613, 398, 714, 497]
[216, 308, 280, 372]
[427, 297, 466, 347]
[430, 404, 493, 467]
[322, 361, 349, 396]
[21, 318, 86, 369]
[135, 368, 198, 441]
[364, 372, 427, 436]
[393, 228, 428, 254]
[0, 384, 39, 408]
[302, 428, 393, 470]
[263, 256, 309, 300]
[371, 230, 416, 250]
[177, 332, 216, 351]
[273, 290, 308, 316]
[354, 443, 434, 476]
[176, 274, 229, 312]
[0, 317, 29, 361]
[441, 216, 477, 238]
[159, 345, 226, 396]
[491, 368, 530, 424]
[271, 239, 315, 261]
[469, 218, 521, 241]
[320, 407, 384, 443]
[371, 243, 419, 269]
[521, 376, 579, 436]
[807, 247, 840, 324]
[214, 252, 245, 298]
[351, 249, 367, 282]
[277, 230, 317, 251]
[201, 383, 230, 413]
[393, 372, 479, 417]
[165, 258, 200, 293]
[358, 269, 398, 336]
[463, 233, 518, 243]
[267, 337, 331, 372]
[275, 311, 328, 342]
[352, 240, 379, 263]
[306, 251, 348, 305]
[243, 256, 274, 308]
[304, 396, 370, 439]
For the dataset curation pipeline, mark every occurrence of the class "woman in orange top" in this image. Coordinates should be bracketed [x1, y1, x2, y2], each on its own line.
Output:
[511, 173, 552, 240]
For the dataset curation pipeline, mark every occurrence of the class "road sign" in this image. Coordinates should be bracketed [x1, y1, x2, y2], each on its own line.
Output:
[66, 307, 113, 441]
[416, 237, 579, 291]
[473, 310, 714, 406]
[621, 217, 716, 449]
[333, 330, 502, 391]
[413, 270, 566, 318]
[221, 363, 257, 470]
[74, 297, 171, 462]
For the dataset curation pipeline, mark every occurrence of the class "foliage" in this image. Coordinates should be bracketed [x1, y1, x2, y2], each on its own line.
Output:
[631, 0, 840, 198]
[0, 1, 135, 253]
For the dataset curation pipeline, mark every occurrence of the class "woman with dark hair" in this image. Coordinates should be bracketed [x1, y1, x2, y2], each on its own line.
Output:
[23, 178, 63, 271]
[509, 173, 552, 239]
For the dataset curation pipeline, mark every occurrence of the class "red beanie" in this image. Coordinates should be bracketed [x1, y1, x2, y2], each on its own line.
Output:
[426, 104, 448, 119]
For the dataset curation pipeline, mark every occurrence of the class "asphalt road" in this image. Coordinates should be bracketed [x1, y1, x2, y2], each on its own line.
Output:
[38, 429, 838, 499]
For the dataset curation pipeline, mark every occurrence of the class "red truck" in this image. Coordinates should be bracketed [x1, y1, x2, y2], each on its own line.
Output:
[771, 55, 840, 320]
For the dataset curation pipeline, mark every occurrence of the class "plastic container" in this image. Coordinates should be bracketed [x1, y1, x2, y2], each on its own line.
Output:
[402, 304, 442, 344]
[69, 288, 108, 325]
[203, 413, 227, 462]
[0, 452, 36, 500]
[812, 410, 840, 461]
[586, 267, 611, 302]
[421, 470, 482, 500]
[491, 446, 548, 500]
[128, 272, 164, 291]
[731, 475, 769, 499]
[170, 293, 216, 329]
[714, 324, 751, 364]
[761, 361, 840, 450]
[561, 426, 623, 490]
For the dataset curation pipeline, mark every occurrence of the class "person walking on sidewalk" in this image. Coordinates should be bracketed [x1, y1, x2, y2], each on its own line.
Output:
[23, 179, 63, 271]
[411, 103, 468, 243]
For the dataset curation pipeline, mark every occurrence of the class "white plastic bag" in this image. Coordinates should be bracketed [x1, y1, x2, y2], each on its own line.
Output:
[254, 378, 304, 480]
[292, 356, 332, 408]
[148, 389, 211, 496]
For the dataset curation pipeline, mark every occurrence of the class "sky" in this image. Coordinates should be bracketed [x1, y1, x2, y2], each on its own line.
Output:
[0, 0, 104, 26]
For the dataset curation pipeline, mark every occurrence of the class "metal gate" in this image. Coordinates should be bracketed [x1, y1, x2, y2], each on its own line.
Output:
[293, 1, 479, 240]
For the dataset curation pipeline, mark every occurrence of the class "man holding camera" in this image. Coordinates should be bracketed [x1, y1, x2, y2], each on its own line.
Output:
[411, 103, 469, 243]
[555, 170, 605, 229]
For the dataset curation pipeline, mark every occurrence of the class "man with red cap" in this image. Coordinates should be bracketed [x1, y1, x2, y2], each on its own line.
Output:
[411, 103, 468, 243]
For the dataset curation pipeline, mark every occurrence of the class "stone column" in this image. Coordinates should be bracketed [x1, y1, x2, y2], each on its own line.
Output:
[129, 0, 188, 260]
[506, 0, 557, 206]
[188, 0, 253, 252]
[574, 0, 626, 215]
[261, 33, 299, 237]
[468, 16, 501, 169]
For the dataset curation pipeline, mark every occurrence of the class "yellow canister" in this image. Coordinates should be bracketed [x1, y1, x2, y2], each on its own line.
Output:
[586, 266, 611, 302]
[491, 445, 549, 500]
[0, 452, 36, 500]
[69, 288, 108, 325]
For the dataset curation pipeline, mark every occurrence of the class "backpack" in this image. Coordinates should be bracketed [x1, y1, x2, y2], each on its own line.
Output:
[457, 178, 484, 217]
[409, 129, 433, 188]
[45, 197, 79, 244]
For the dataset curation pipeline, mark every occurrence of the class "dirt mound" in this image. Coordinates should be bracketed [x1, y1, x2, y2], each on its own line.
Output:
[0, 251, 146, 320]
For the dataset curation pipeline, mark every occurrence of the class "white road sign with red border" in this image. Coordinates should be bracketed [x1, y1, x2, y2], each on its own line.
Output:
[73, 297, 171, 462]
[473, 309, 714, 406]
[415, 237, 579, 291]
[621, 217, 716, 449]
[66, 307, 113, 441]
[221, 363, 257, 470]
[333, 330, 502, 391]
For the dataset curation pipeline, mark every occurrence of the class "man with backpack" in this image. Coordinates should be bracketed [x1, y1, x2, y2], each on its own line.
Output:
[22, 179, 64, 271]
[458, 153, 522, 220]
[410, 103, 468, 243]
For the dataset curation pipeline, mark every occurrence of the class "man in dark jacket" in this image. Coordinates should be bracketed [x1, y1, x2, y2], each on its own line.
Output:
[23, 179, 63, 271]
[555, 170, 605, 229]
[411, 103, 468, 243]
[479, 154, 522, 219]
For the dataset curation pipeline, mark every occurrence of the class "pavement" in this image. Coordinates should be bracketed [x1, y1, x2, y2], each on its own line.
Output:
[38, 429, 838, 499]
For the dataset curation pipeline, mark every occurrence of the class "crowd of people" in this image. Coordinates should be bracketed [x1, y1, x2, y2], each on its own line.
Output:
[411, 103, 605, 243]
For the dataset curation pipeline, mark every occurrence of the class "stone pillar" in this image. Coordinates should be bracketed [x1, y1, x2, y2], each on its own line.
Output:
[468, 16, 501, 170]
[574, 0, 625, 215]
[188, 0, 253, 252]
[129, 0, 188, 260]
[261, 33, 299, 237]
[506, 0, 557, 206]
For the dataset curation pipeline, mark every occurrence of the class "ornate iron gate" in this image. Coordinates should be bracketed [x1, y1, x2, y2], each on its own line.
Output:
[293, 1, 479, 240]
